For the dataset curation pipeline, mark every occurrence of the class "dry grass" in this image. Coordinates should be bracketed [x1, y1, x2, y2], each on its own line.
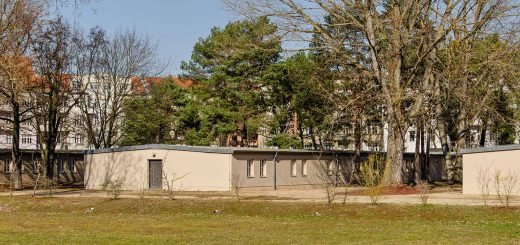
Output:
[0, 196, 518, 244]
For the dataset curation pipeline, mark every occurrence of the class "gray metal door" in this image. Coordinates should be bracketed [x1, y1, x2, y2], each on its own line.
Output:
[149, 160, 163, 190]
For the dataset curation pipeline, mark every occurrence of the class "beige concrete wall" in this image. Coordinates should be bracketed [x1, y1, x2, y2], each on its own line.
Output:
[231, 153, 338, 189]
[463, 150, 520, 195]
[85, 149, 231, 191]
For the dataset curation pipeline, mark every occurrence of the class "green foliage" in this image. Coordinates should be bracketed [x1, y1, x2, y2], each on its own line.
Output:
[120, 78, 188, 146]
[266, 134, 302, 149]
[437, 36, 519, 146]
[181, 17, 282, 146]
[264, 52, 335, 149]
[492, 89, 516, 145]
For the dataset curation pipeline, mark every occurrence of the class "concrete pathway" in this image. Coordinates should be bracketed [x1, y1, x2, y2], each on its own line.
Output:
[1, 187, 518, 206]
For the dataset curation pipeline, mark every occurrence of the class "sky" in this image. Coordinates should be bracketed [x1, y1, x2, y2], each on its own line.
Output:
[59, 0, 237, 75]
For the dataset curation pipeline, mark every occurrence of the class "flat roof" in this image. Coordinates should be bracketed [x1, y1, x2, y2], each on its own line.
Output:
[84, 144, 236, 154]
[0, 148, 84, 154]
[84, 144, 444, 156]
[461, 144, 520, 154]
[84, 144, 353, 155]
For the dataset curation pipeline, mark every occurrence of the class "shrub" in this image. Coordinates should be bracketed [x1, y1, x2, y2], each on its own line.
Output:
[493, 169, 519, 208]
[41, 178, 57, 198]
[417, 180, 430, 205]
[476, 165, 492, 205]
[163, 172, 188, 201]
[359, 154, 386, 205]
[101, 179, 124, 199]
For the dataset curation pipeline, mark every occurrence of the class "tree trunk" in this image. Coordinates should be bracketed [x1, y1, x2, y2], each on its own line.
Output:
[12, 103, 23, 190]
[480, 118, 488, 147]
[414, 122, 422, 184]
[420, 125, 426, 179]
[385, 120, 405, 185]
[298, 122, 304, 149]
[425, 127, 431, 180]
[353, 117, 362, 183]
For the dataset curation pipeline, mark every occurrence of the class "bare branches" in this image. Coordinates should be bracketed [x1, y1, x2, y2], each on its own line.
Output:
[79, 28, 163, 149]
[226, 0, 520, 184]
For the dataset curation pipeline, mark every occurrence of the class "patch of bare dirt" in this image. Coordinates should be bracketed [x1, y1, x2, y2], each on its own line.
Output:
[349, 186, 419, 196]
[0, 204, 16, 213]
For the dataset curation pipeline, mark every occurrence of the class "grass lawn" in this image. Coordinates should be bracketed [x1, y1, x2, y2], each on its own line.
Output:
[0, 197, 518, 244]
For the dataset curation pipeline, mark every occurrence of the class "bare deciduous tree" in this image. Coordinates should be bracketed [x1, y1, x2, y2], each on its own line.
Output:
[79, 29, 163, 149]
[0, 0, 43, 190]
[31, 17, 84, 180]
[225, 0, 520, 184]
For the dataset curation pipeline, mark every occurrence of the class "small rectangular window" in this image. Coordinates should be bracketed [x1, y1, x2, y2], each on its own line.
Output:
[21, 134, 32, 144]
[290, 160, 297, 177]
[301, 160, 308, 176]
[409, 131, 416, 142]
[247, 160, 254, 177]
[260, 160, 267, 177]
[69, 160, 76, 173]
[3, 160, 12, 173]
[327, 160, 334, 176]
[57, 160, 64, 174]
[32, 161, 39, 174]
[74, 133, 83, 144]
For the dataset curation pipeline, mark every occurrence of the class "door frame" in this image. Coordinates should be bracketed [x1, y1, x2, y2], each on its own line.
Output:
[148, 159, 163, 190]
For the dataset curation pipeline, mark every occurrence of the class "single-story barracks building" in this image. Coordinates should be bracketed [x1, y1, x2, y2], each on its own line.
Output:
[85, 144, 445, 191]
[462, 145, 520, 195]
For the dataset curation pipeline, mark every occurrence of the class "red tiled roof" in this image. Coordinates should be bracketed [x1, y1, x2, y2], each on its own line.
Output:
[131, 76, 193, 95]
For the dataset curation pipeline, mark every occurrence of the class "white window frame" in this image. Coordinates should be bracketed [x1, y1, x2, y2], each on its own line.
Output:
[6, 135, 12, 144]
[301, 160, 308, 176]
[259, 160, 267, 177]
[290, 160, 297, 177]
[247, 160, 254, 178]
[21, 134, 32, 144]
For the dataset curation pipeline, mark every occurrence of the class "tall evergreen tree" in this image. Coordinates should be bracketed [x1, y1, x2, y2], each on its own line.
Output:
[181, 17, 282, 146]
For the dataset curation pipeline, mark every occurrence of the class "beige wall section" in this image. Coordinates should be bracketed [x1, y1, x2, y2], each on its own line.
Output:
[85, 149, 231, 191]
[232, 153, 336, 189]
[463, 150, 520, 195]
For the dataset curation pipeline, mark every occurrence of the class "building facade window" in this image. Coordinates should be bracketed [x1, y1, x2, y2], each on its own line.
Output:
[73, 114, 82, 126]
[259, 160, 266, 177]
[409, 131, 416, 142]
[32, 161, 39, 174]
[69, 160, 76, 173]
[74, 133, 83, 144]
[290, 160, 297, 177]
[72, 80, 81, 91]
[21, 134, 32, 144]
[327, 160, 334, 176]
[301, 160, 308, 176]
[57, 160, 65, 173]
[247, 160, 254, 177]
[3, 160, 12, 173]
[6, 135, 12, 144]
[22, 119, 31, 126]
